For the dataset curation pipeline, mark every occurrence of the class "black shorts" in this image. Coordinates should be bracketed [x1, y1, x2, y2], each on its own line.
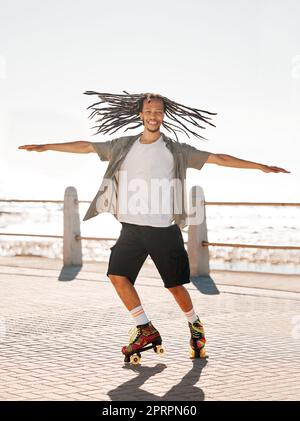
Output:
[106, 222, 190, 288]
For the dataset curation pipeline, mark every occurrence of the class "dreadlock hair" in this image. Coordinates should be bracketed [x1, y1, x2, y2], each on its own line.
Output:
[84, 91, 217, 142]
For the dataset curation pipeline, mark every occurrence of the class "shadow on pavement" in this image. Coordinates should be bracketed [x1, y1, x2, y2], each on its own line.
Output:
[58, 265, 82, 281]
[108, 359, 208, 401]
[191, 276, 220, 295]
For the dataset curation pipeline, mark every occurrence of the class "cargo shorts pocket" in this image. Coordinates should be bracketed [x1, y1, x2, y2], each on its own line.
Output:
[171, 249, 190, 280]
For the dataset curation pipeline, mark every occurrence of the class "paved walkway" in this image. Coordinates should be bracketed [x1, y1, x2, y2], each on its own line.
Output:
[0, 256, 300, 401]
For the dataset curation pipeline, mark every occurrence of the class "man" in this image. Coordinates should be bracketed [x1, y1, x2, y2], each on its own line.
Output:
[19, 92, 290, 364]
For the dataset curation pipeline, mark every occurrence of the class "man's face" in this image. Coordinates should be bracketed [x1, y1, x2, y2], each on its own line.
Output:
[139, 98, 165, 132]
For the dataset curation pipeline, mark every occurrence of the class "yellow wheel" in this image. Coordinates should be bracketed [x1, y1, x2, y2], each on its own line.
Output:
[130, 354, 141, 365]
[199, 348, 206, 358]
[189, 347, 196, 359]
[155, 345, 165, 356]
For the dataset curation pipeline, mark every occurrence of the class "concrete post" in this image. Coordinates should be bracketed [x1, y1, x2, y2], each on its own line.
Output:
[63, 186, 82, 266]
[187, 185, 210, 276]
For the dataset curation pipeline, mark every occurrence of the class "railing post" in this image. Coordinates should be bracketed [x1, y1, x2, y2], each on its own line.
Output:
[187, 185, 210, 276]
[63, 186, 82, 266]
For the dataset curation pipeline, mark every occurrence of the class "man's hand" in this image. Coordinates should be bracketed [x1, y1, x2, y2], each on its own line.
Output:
[18, 144, 47, 152]
[260, 165, 290, 174]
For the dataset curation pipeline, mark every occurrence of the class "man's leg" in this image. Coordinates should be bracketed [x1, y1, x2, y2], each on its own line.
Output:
[107, 225, 162, 360]
[109, 274, 162, 359]
[108, 274, 150, 325]
[168, 285, 206, 358]
[168, 285, 201, 323]
[167, 285, 193, 313]
[106, 223, 150, 325]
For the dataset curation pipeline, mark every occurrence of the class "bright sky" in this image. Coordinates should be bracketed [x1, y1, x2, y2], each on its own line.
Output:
[1, 0, 299, 219]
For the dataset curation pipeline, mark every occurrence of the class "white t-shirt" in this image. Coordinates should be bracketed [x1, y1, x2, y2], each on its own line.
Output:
[117, 135, 175, 227]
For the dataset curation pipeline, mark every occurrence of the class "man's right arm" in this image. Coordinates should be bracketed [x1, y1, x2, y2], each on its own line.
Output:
[18, 141, 95, 154]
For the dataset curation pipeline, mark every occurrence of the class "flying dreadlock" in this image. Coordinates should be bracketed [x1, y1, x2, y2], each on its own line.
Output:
[84, 91, 217, 142]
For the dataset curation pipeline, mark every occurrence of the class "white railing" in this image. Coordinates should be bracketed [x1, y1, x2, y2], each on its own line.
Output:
[1, 186, 299, 276]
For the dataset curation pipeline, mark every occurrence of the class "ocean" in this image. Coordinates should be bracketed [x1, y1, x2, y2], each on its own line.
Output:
[0, 201, 299, 275]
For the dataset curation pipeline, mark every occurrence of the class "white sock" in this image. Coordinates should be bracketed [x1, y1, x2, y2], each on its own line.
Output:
[185, 307, 198, 324]
[130, 305, 149, 326]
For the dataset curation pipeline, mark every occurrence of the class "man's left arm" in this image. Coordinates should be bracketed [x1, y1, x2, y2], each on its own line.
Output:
[207, 153, 291, 174]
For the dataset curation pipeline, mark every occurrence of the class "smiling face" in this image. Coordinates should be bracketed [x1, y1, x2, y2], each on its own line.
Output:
[139, 98, 165, 133]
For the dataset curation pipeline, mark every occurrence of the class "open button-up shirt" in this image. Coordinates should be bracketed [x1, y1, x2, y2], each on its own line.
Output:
[82, 132, 210, 229]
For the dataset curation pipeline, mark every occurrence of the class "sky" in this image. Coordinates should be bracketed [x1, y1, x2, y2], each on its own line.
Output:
[0, 0, 299, 230]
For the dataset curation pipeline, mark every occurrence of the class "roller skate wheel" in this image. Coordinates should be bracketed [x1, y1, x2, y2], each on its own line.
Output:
[130, 354, 141, 365]
[155, 345, 165, 356]
[189, 347, 196, 359]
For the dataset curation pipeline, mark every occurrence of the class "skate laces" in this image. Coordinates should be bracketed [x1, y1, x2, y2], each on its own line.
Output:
[128, 327, 141, 344]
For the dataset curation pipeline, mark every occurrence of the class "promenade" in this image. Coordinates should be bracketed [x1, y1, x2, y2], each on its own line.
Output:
[0, 256, 300, 401]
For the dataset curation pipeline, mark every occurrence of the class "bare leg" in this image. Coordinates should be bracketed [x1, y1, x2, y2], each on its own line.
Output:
[108, 275, 142, 311]
[168, 285, 193, 313]
[168, 285, 206, 358]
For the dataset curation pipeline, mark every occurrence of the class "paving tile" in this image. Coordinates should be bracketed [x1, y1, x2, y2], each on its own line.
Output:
[0, 257, 300, 401]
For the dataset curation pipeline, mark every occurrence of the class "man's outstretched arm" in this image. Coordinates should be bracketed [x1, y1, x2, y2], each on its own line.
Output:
[18, 141, 95, 153]
[206, 153, 290, 174]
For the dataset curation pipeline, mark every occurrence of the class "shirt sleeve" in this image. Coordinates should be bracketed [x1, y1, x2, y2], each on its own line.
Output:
[183, 143, 211, 170]
[91, 141, 112, 161]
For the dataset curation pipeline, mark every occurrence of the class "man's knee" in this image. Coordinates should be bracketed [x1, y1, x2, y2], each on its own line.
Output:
[108, 274, 130, 287]
[168, 285, 185, 295]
